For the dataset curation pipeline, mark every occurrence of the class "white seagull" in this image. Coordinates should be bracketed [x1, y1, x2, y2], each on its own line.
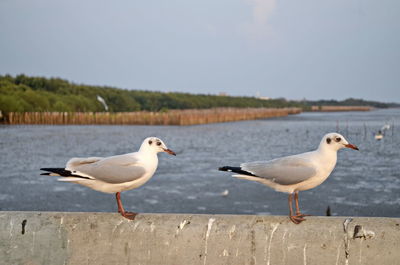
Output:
[219, 132, 359, 224]
[41, 137, 176, 220]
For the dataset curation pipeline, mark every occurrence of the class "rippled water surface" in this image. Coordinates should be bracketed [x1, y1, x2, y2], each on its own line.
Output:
[1, 109, 399, 217]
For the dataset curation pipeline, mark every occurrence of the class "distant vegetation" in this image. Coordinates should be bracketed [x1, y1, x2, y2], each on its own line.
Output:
[0, 74, 303, 113]
[0, 74, 398, 114]
[303, 98, 398, 109]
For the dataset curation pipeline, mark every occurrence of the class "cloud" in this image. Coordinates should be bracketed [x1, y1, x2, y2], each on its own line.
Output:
[252, 0, 276, 25]
[244, 0, 277, 40]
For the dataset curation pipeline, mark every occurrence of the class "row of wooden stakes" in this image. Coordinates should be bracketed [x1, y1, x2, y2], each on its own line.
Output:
[4, 108, 302, 125]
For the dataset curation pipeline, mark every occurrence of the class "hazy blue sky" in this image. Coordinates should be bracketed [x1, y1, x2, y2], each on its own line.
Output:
[1, 0, 399, 102]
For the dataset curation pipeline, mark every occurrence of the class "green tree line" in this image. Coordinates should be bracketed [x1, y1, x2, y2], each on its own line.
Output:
[0, 74, 397, 113]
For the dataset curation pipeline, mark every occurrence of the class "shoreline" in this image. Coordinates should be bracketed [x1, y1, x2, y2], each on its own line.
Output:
[2, 107, 301, 125]
[1, 106, 373, 125]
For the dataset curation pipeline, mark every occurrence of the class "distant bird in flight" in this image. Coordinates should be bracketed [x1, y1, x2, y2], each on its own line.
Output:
[41, 137, 176, 220]
[219, 132, 359, 224]
[96, 95, 109, 111]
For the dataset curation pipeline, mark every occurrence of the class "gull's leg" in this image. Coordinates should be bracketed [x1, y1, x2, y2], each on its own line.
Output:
[115, 192, 137, 220]
[116, 192, 124, 213]
[294, 191, 311, 218]
[289, 193, 304, 224]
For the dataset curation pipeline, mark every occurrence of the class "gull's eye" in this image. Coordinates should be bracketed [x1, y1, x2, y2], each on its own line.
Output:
[157, 142, 162, 146]
[335, 137, 341, 142]
[326, 138, 331, 144]
[148, 140, 152, 145]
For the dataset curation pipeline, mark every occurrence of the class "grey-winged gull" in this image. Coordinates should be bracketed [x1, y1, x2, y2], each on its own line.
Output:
[41, 137, 176, 220]
[219, 132, 359, 224]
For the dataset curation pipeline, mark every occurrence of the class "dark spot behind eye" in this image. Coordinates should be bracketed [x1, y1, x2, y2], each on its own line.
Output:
[156, 142, 162, 146]
[335, 137, 341, 142]
[148, 140, 152, 145]
[326, 138, 331, 144]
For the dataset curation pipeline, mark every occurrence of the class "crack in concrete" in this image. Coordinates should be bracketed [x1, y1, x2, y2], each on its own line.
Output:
[203, 218, 215, 265]
[343, 218, 353, 265]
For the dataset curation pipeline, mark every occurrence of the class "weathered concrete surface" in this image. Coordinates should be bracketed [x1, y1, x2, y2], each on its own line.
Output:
[0, 212, 399, 265]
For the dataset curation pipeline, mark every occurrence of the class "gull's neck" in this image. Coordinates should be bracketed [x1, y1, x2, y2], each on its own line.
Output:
[308, 141, 339, 180]
[138, 145, 158, 157]
[316, 142, 337, 155]
[315, 143, 338, 171]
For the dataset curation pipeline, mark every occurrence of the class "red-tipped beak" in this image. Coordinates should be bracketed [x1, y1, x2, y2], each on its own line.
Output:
[163, 148, 176, 156]
[345, 144, 359, 150]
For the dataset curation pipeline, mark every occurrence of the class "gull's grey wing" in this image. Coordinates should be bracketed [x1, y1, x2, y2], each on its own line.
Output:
[68, 153, 146, 184]
[241, 156, 317, 185]
[66, 157, 103, 169]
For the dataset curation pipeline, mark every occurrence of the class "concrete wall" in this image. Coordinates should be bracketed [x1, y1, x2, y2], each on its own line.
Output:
[0, 212, 399, 265]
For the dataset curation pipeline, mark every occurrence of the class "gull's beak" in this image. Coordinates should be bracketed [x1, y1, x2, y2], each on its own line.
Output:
[163, 148, 176, 156]
[345, 143, 359, 150]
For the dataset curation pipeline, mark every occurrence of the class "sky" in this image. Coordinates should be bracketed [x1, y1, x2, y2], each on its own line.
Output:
[0, 0, 399, 102]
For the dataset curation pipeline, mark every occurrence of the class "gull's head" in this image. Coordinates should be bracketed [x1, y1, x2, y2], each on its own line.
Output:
[140, 137, 176, 156]
[320, 133, 359, 151]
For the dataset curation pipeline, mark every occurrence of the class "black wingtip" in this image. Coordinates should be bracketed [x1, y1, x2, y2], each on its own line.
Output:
[218, 166, 256, 177]
[219, 166, 230, 171]
[40, 168, 70, 176]
[40, 167, 91, 179]
[40, 168, 56, 171]
[219, 166, 240, 172]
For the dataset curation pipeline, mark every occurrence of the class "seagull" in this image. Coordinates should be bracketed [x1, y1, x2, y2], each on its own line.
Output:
[219, 132, 359, 224]
[41, 137, 176, 220]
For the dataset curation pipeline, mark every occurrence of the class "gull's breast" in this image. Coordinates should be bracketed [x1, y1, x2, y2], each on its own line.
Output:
[294, 155, 337, 192]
